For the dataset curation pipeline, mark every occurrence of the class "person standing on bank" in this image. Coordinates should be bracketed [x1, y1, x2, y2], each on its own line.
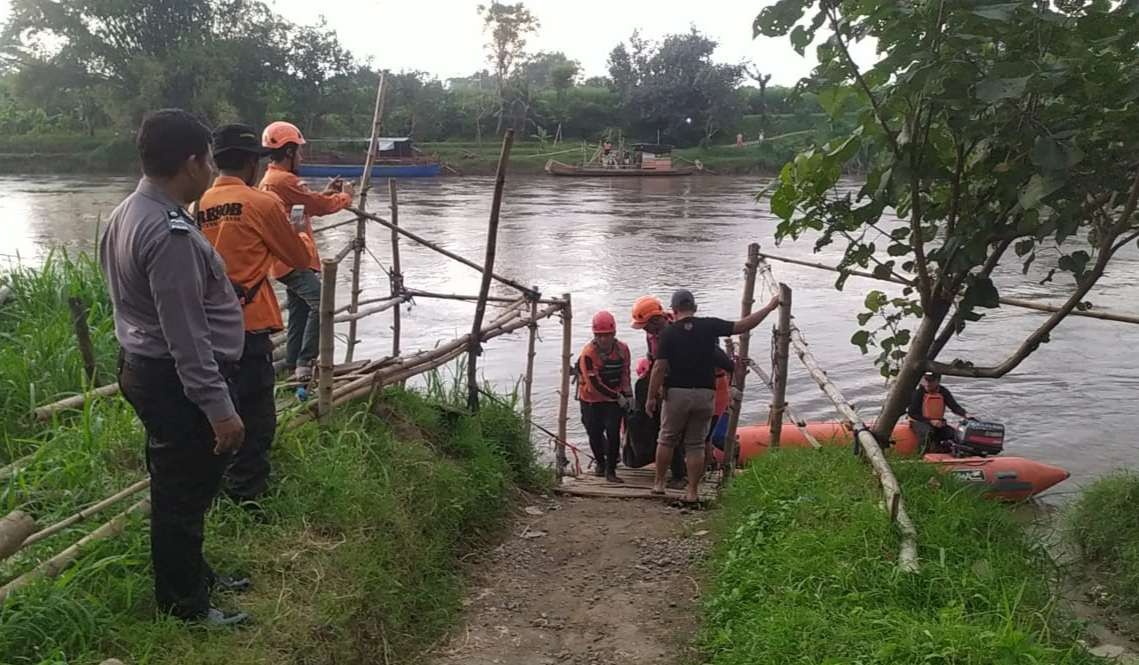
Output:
[100, 109, 250, 625]
[198, 124, 311, 503]
[577, 310, 633, 483]
[646, 290, 779, 503]
[258, 121, 354, 383]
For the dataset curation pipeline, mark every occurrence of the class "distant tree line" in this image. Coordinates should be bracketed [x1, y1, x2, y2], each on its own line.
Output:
[0, 0, 826, 146]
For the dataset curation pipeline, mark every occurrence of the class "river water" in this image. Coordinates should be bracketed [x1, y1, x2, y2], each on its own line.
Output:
[3, 174, 1137, 495]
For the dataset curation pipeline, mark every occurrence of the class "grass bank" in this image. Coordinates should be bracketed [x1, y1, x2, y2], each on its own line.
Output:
[0, 134, 796, 177]
[1068, 473, 1139, 613]
[700, 448, 1101, 664]
[0, 256, 548, 664]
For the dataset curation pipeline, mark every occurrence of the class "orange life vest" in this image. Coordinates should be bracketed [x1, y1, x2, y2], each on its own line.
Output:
[922, 391, 946, 421]
[577, 340, 631, 403]
[713, 369, 730, 417]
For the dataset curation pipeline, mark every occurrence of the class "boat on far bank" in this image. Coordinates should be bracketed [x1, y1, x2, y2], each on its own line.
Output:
[545, 143, 699, 177]
[297, 137, 442, 179]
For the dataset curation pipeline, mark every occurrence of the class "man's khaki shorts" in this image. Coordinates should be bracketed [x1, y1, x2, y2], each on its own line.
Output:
[658, 387, 715, 451]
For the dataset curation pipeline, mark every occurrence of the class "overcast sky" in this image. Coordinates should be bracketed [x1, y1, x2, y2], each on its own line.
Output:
[0, 0, 859, 85]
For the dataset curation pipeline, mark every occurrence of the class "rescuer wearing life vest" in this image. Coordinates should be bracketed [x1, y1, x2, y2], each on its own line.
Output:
[259, 121, 354, 383]
[198, 124, 312, 503]
[578, 310, 633, 483]
[907, 371, 970, 453]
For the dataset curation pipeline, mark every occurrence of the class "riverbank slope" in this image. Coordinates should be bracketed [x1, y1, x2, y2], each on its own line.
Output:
[0, 257, 549, 664]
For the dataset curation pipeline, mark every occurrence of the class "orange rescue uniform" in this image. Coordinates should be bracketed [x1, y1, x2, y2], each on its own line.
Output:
[197, 175, 310, 333]
[259, 163, 353, 278]
[577, 340, 632, 403]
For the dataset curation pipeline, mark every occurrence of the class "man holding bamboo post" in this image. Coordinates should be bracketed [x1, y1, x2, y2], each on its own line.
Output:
[100, 109, 249, 626]
[646, 290, 779, 503]
[199, 124, 311, 503]
[259, 121, 354, 384]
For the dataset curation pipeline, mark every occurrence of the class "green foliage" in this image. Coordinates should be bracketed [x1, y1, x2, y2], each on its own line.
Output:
[0, 257, 547, 663]
[1068, 473, 1139, 612]
[0, 252, 116, 451]
[700, 448, 1099, 664]
[755, 0, 1139, 425]
[608, 29, 744, 145]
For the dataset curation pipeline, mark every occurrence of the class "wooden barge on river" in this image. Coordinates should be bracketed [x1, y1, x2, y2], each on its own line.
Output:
[545, 143, 698, 177]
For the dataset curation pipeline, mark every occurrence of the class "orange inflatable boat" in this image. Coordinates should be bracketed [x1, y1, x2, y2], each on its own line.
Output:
[727, 421, 1069, 501]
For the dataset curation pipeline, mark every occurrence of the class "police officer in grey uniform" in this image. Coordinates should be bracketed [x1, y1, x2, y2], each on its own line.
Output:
[100, 109, 251, 625]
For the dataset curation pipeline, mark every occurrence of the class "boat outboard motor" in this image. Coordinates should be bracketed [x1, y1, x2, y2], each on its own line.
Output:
[952, 419, 1005, 457]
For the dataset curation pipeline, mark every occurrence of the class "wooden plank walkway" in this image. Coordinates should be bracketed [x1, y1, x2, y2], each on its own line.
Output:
[554, 466, 721, 502]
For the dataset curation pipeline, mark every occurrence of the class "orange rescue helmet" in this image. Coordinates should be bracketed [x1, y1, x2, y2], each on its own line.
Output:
[262, 121, 306, 150]
[591, 310, 617, 334]
[630, 295, 665, 329]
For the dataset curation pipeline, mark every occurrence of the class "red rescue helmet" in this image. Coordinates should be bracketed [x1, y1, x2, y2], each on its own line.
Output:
[262, 121, 306, 150]
[591, 310, 617, 334]
[630, 295, 665, 329]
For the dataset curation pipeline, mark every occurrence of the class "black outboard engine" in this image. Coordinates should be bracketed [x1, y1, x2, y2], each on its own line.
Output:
[952, 419, 1005, 457]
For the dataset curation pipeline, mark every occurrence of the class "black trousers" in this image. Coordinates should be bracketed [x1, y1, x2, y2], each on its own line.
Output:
[911, 420, 955, 453]
[119, 353, 235, 620]
[224, 332, 276, 501]
[581, 401, 622, 473]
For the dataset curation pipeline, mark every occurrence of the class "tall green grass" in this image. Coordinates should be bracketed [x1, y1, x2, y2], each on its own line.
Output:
[1067, 473, 1139, 611]
[0, 252, 118, 457]
[700, 449, 1100, 665]
[0, 257, 548, 664]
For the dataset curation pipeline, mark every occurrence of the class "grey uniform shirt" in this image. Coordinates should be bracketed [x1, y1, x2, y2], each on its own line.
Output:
[99, 178, 245, 422]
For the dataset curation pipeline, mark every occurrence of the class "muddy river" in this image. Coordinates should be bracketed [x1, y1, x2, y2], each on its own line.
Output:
[3, 174, 1137, 495]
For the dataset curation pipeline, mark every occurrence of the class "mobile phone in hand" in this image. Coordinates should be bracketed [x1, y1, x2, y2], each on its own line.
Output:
[289, 205, 306, 231]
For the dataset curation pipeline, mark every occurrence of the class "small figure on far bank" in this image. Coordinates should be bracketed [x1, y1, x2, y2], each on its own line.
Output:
[578, 310, 633, 483]
[646, 289, 779, 503]
[258, 121, 354, 384]
[907, 371, 970, 453]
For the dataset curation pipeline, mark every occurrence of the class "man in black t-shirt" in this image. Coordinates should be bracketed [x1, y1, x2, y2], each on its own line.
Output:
[646, 289, 780, 502]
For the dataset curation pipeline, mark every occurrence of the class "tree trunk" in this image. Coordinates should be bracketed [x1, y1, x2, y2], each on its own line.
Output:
[873, 305, 947, 438]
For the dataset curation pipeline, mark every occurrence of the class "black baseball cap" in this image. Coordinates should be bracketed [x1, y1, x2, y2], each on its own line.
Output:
[670, 289, 697, 312]
[923, 371, 942, 380]
[212, 123, 269, 157]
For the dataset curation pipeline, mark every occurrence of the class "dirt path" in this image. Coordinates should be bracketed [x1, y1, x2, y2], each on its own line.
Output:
[428, 495, 710, 665]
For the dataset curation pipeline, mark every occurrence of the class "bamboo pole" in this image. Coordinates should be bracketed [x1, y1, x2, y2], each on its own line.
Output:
[523, 290, 539, 436]
[768, 283, 792, 448]
[347, 74, 386, 363]
[757, 250, 1139, 325]
[756, 255, 919, 572]
[389, 179, 403, 366]
[0, 511, 37, 560]
[33, 383, 122, 420]
[35, 335, 289, 420]
[332, 295, 406, 324]
[723, 244, 760, 481]
[0, 499, 150, 603]
[348, 207, 539, 299]
[403, 288, 563, 306]
[296, 301, 562, 422]
[557, 293, 572, 477]
[68, 297, 97, 384]
[468, 129, 516, 410]
[0, 452, 36, 481]
[318, 258, 338, 420]
[21, 478, 150, 549]
[746, 359, 821, 449]
[304, 299, 531, 416]
[311, 216, 362, 236]
[331, 241, 355, 264]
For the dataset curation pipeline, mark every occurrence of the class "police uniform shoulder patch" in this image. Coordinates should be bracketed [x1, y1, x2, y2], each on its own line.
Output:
[166, 208, 196, 235]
